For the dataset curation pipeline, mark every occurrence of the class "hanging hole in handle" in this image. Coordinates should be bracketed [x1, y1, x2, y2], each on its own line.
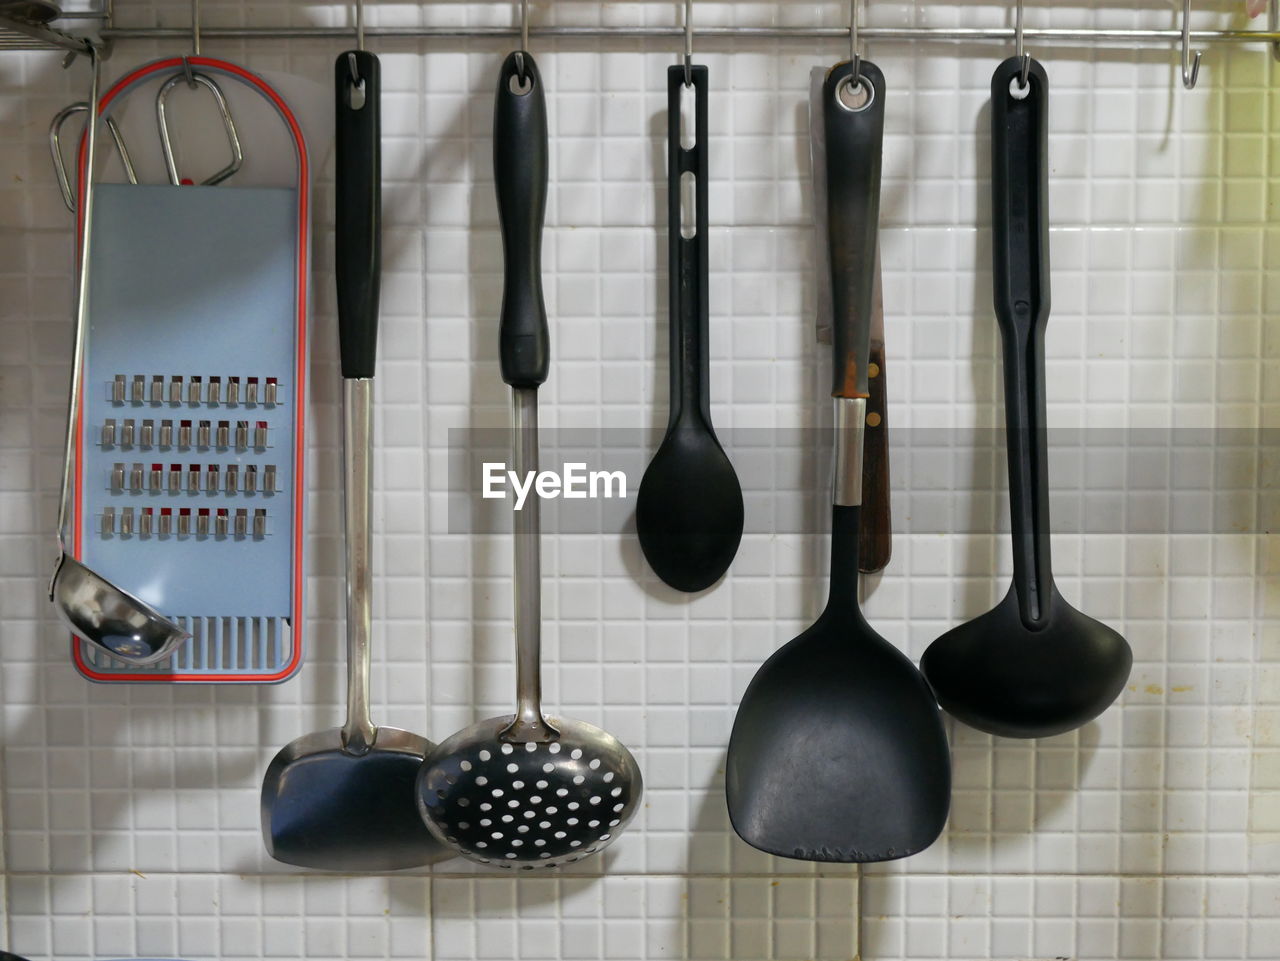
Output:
[679, 171, 696, 239]
[679, 79, 696, 150]
[835, 75, 873, 112]
[348, 79, 367, 110]
[1009, 76, 1032, 100]
[509, 54, 534, 95]
[346, 52, 366, 110]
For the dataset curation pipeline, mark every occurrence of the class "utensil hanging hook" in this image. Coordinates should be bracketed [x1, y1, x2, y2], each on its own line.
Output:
[1271, 0, 1280, 63]
[683, 0, 694, 86]
[157, 71, 244, 185]
[514, 0, 531, 84]
[848, 0, 862, 83]
[1014, 0, 1031, 89]
[185, 0, 201, 88]
[1181, 0, 1202, 88]
[348, 0, 366, 92]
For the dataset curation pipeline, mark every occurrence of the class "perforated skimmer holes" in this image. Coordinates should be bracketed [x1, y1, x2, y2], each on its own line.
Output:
[418, 739, 640, 868]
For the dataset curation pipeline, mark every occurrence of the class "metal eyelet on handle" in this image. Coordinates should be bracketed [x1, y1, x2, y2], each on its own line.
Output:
[834, 73, 875, 114]
[156, 70, 245, 186]
[836, 0, 874, 111]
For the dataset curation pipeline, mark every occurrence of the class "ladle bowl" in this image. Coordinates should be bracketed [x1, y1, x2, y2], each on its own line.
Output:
[417, 715, 643, 868]
[51, 555, 189, 665]
[921, 585, 1132, 739]
[921, 57, 1132, 740]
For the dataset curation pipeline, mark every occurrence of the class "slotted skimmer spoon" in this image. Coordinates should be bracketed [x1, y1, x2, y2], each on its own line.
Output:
[49, 49, 189, 666]
[920, 57, 1131, 739]
[635, 64, 743, 592]
[261, 51, 446, 870]
[416, 51, 642, 869]
[725, 61, 950, 863]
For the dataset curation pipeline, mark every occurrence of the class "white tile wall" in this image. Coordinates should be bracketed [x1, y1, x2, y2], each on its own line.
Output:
[1, 1, 1277, 959]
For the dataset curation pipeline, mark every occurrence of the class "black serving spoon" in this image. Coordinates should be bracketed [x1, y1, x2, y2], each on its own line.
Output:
[635, 65, 743, 593]
[725, 61, 950, 862]
[920, 57, 1132, 739]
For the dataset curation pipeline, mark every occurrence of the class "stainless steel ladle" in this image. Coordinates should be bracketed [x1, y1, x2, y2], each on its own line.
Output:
[48, 48, 189, 666]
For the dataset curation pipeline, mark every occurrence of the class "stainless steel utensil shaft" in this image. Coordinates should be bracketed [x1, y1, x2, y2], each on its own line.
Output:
[507, 386, 555, 742]
[341, 376, 376, 754]
[50, 44, 98, 585]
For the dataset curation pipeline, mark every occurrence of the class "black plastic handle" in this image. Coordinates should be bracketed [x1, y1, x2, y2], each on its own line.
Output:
[335, 50, 381, 380]
[991, 55, 1054, 630]
[823, 60, 885, 399]
[495, 51, 550, 389]
[667, 64, 711, 427]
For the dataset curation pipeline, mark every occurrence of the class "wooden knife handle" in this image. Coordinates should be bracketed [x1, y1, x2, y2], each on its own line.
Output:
[858, 338, 892, 573]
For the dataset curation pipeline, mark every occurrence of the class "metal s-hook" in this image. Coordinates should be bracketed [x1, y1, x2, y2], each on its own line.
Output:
[1270, 0, 1280, 64]
[686, 0, 696, 87]
[347, 0, 366, 98]
[1181, 0, 1202, 88]
[188, 0, 201, 88]
[1014, 0, 1031, 89]
[514, 0, 531, 83]
[848, 0, 862, 83]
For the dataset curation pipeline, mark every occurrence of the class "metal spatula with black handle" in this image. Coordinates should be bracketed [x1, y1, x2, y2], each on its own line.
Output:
[261, 51, 447, 870]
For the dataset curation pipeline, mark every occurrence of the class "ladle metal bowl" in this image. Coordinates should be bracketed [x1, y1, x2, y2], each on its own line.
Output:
[47, 49, 188, 666]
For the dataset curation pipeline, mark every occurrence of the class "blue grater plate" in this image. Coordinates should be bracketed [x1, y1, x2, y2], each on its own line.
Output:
[73, 183, 308, 682]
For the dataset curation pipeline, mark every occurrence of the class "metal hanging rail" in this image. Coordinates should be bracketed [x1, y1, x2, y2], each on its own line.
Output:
[97, 25, 1280, 45]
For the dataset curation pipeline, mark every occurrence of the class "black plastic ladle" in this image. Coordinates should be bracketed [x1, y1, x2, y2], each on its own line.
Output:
[726, 62, 950, 863]
[920, 57, 1132, 740]
[635, 65, 743, 593]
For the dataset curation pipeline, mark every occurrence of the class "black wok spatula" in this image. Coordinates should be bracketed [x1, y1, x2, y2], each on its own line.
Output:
[726, 61, 950, 862]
